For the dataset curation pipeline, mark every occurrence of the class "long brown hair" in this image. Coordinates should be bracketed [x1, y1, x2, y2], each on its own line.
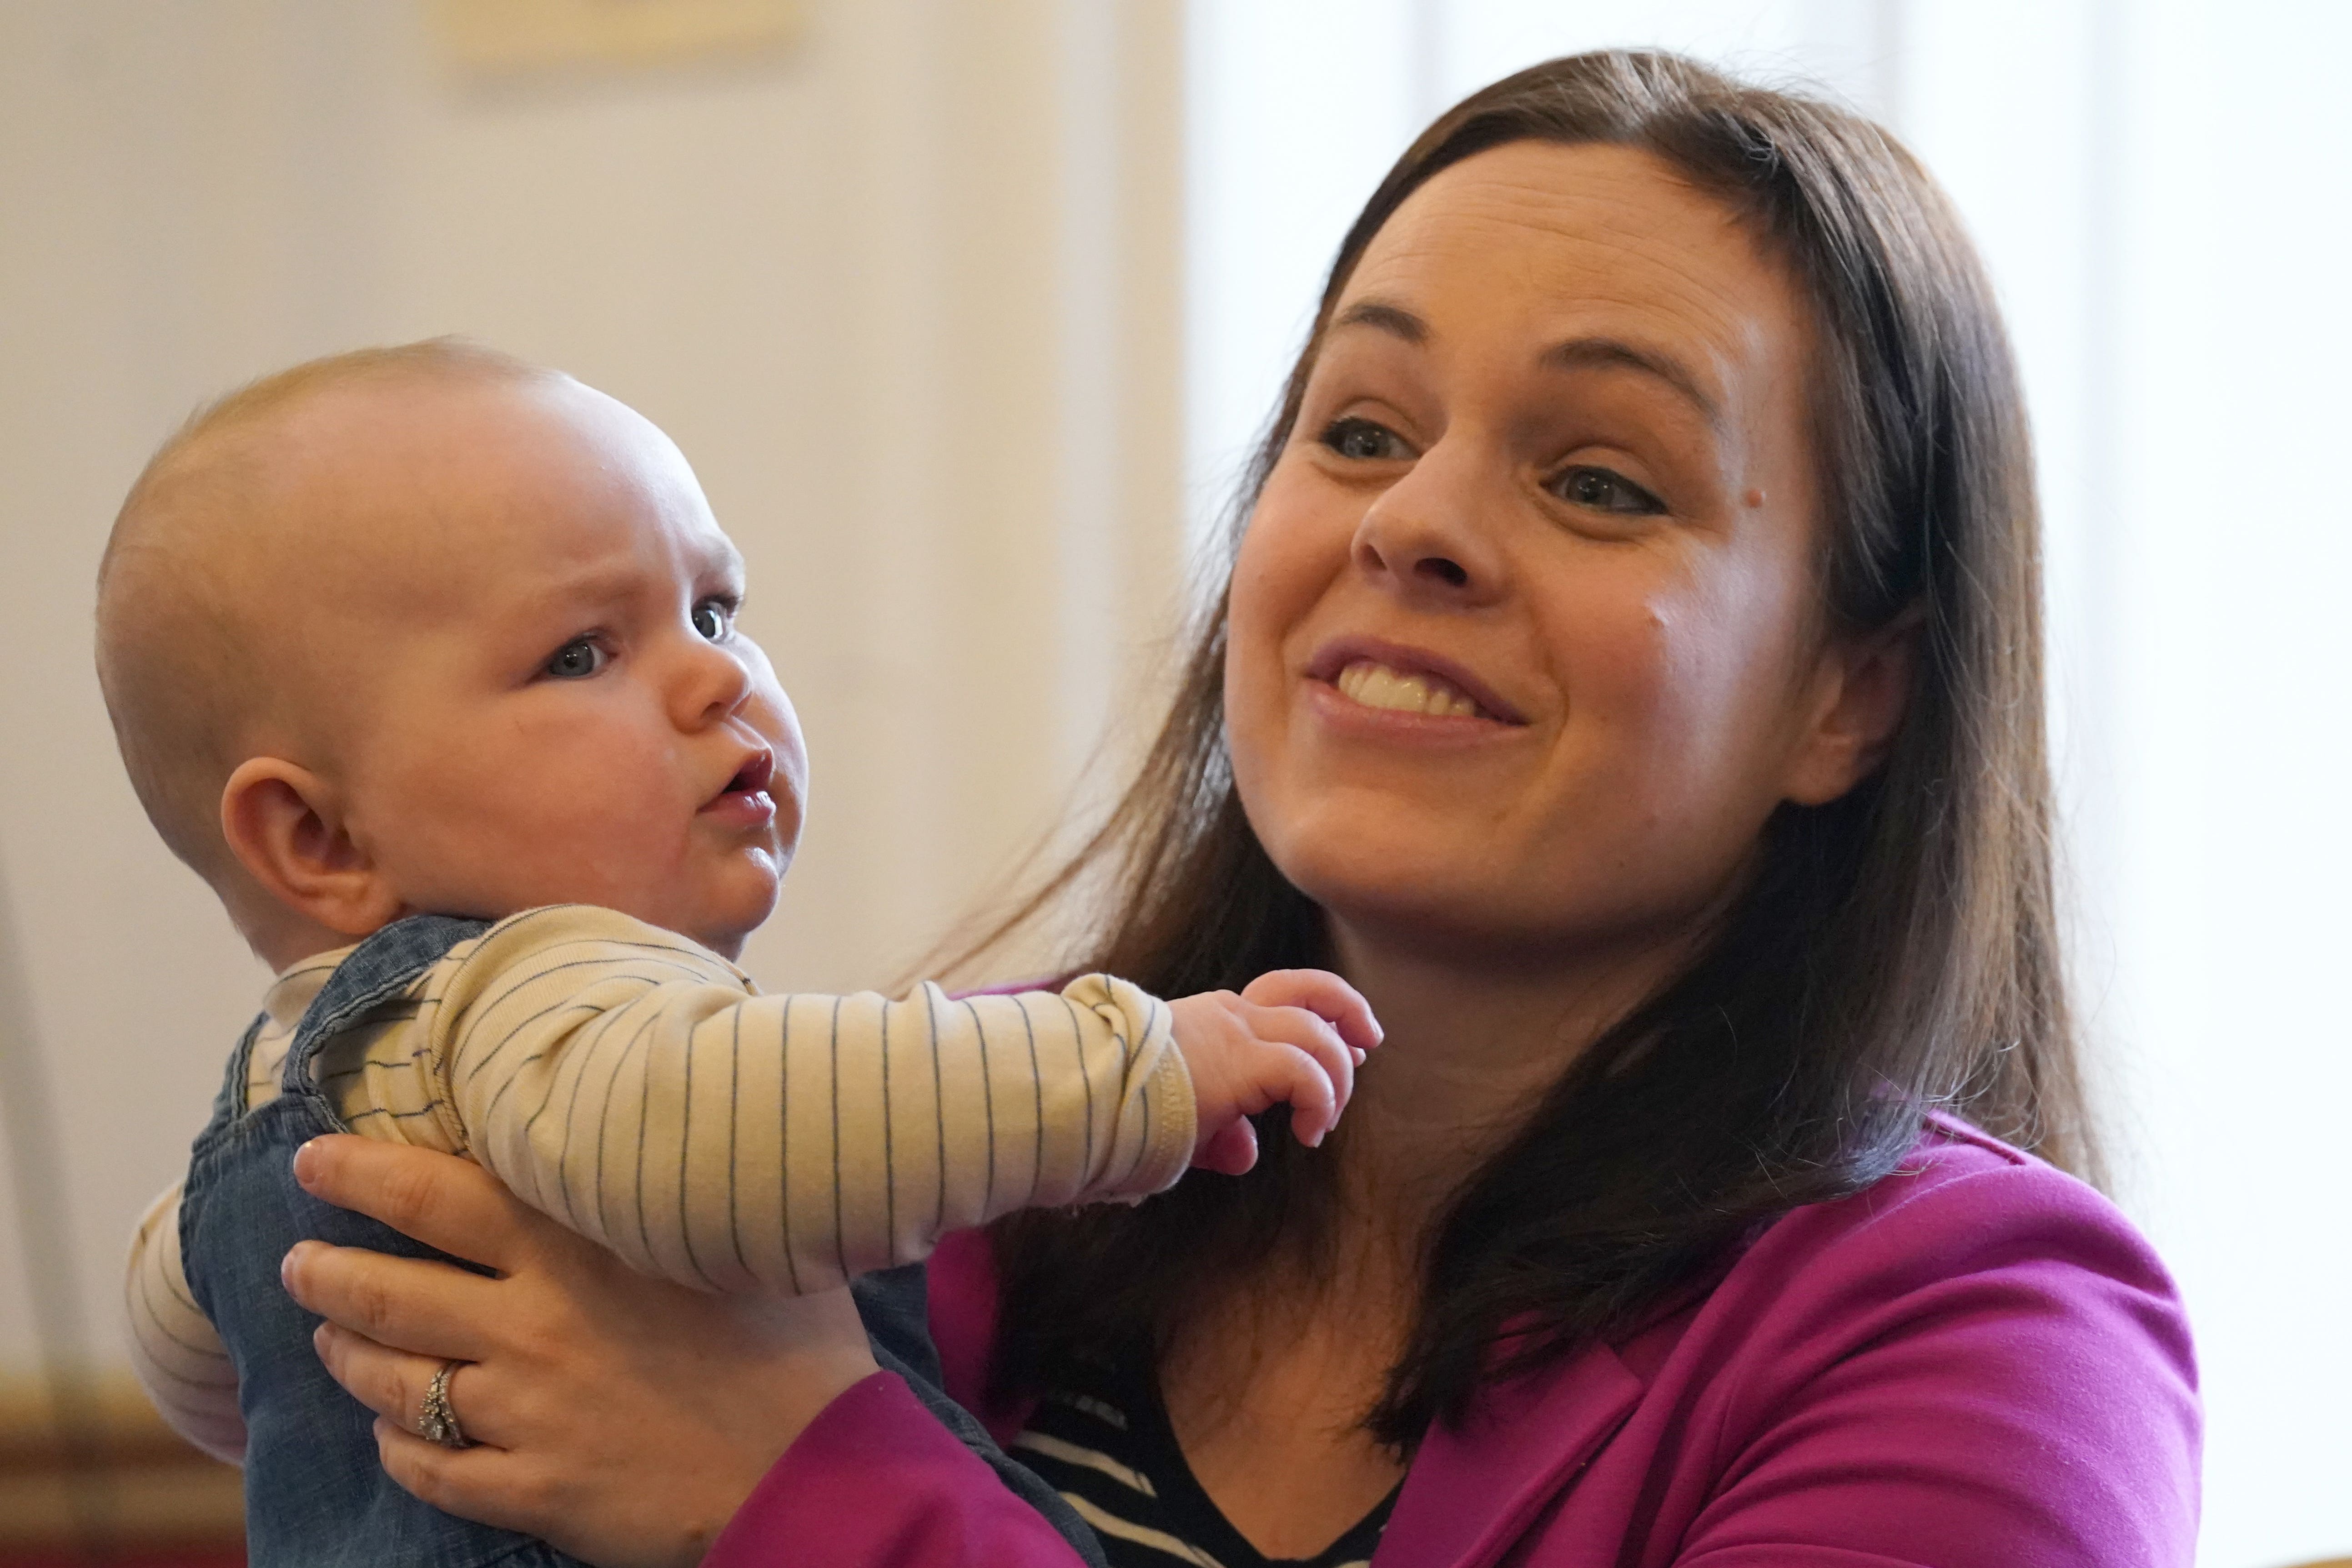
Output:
[983, 50, 2087, 1445]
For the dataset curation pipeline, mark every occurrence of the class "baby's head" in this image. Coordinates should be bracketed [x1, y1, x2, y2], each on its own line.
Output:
[96, 340, 806, 968]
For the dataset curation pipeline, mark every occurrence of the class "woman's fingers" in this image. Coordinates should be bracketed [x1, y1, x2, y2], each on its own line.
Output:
[291, 1136, 534, 1271]
[275, 1140, 879, 1565]
[281, 1240, 503, 1364]
[372, 1422, 553, 1543]
[312, 1322, 505, 1448]
[311, 1320, 427, 1429]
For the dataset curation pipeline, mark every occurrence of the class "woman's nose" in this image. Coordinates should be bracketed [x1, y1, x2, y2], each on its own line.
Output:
[1349, 448, 1508, 608]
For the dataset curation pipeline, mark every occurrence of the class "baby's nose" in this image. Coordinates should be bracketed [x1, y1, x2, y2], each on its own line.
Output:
[676, 638, 754, 726]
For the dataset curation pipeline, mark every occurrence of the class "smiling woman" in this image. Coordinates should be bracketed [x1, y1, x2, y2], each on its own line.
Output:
[275, 50, 2195, 1568]
[1226, 139, 1870, 975]
[979, 55, 2127, 1532]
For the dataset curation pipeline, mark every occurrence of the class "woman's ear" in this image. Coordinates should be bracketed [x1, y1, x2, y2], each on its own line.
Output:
[219, 758, 405, 939]
[1781, 606, 1923, 808]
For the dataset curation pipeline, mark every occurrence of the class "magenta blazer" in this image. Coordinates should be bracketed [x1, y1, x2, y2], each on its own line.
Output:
[708, 1113, 2199, 1565]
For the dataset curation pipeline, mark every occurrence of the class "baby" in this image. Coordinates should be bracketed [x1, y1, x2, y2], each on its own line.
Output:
[101, 340, 1377, 1567]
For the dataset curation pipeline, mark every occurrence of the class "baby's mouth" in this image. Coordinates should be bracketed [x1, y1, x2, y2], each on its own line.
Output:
[711, 750, 775, 806]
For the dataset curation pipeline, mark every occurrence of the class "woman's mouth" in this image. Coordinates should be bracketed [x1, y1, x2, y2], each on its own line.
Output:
[1306, 638, 1523, 726]
[1334, 659, 1488, 719]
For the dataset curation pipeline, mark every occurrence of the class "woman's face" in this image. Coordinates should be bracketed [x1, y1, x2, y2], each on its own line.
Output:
[1226, 141, 1889, 969]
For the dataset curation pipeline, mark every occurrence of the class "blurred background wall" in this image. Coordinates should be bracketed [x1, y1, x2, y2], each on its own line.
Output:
[2, 2, 2345, 1565]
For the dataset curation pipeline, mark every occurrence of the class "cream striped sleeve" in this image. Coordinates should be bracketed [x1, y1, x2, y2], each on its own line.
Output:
[124, 1182, 246, 1464]
[423, 906, 1196, 1295]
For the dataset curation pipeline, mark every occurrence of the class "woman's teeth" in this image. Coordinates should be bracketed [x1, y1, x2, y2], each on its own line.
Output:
[1335, 659, 1482, 718]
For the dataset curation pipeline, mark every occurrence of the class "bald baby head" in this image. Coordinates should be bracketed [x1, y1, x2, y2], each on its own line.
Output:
[94, 339, 563, 888]
[95, 339, 797, 970]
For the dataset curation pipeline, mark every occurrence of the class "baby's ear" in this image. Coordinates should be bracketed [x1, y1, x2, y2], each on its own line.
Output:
[219, 759, 403, 938]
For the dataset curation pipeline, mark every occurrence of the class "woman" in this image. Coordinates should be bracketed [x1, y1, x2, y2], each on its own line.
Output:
[281, 51, 2198, 1566]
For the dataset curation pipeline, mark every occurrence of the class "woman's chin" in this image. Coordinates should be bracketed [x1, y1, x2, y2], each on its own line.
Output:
[1295, 866, 1557, 969]
[1291, 844, 1709, 981]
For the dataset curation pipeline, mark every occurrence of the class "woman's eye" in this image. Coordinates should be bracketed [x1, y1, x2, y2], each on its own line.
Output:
[1551, 465, 1665, 516]
[543, 639, 607, 680]
[692, 598, 735, 641]
[1320, 417, 1410, 463]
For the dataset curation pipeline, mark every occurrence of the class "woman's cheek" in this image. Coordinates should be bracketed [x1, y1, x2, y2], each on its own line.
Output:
[1223, 524, 1322, 743]
[1533, 563, 1689, 753]
[1528, 586, 1741, 869]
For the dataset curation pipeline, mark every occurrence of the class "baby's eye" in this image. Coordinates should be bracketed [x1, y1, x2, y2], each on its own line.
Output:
[1549, 465, 1665, 516]
[1319, 416, 1412, 463]
[692, 597, 736, 642]
[543, 638, 607, 680]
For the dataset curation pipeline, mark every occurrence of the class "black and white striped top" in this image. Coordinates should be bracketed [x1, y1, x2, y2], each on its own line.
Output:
[1013, 1362, 1397, 1568]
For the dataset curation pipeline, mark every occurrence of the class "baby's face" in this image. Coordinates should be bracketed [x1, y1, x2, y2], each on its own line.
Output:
[308, 377, 805, 958]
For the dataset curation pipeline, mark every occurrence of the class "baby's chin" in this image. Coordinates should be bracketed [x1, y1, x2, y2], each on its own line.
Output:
[693, 913, 763, 962]
[420, 843, 787, 958]
[678, 857, 788, 960]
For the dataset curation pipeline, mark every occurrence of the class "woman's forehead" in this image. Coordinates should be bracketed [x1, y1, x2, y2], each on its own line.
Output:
[1337, 141, 1802, 391]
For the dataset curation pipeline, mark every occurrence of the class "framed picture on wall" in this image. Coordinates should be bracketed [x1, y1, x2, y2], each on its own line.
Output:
[425, 0, 804, 74]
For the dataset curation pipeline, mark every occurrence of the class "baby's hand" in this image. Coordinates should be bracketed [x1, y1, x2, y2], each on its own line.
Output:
[1167, 970, 1382, 1176]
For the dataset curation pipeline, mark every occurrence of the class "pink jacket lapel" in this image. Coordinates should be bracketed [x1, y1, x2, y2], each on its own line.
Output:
[1377, 1347, 1641, 1568]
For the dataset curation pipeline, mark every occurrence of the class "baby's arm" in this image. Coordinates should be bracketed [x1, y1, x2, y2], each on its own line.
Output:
[422, 908, 1199, 1295]
[123, 1182, 246, 1463]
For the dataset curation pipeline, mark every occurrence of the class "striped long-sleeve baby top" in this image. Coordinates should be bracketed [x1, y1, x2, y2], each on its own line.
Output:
[127, 904, 1194, 1462]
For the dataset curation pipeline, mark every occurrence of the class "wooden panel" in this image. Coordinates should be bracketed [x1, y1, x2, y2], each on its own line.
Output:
[0, 1375, 241, 1556]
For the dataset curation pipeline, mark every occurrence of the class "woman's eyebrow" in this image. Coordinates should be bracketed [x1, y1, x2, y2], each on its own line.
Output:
[1541, 337, 1722, 427]
[1331, 299, 1429, 343]
[1332, 299, 1722, 427]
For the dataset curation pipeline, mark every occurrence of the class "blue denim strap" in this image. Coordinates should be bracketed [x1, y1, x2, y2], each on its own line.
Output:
[279, 915, 491, 1120]
[209, 1012, 267, 1126]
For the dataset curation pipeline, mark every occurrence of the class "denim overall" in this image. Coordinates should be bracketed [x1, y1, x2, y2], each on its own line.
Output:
[181, 914, 1104, 1568]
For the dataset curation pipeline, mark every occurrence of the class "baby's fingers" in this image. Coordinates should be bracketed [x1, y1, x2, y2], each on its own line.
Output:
[1239, 970, 1382, 1057]
[1196, 1118, 1261, 1177]
[1241, 1006, 1353, 1144]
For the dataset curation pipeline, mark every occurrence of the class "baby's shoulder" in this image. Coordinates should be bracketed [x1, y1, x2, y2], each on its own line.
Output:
[424, 905, 753, 1015]
[442, 905, 744, 976]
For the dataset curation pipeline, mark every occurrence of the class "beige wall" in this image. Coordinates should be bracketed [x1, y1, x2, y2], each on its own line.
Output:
[0, 0, 1185, 1377]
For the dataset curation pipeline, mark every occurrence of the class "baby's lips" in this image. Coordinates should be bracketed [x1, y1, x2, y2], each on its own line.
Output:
[705, 746, 777, 808]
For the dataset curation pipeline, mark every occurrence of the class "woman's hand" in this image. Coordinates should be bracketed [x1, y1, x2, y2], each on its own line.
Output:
[278, 1135, 877, 1568]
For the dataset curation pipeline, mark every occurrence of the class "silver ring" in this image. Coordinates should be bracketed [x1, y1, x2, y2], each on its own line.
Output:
[418, 1360, 474, 1449]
